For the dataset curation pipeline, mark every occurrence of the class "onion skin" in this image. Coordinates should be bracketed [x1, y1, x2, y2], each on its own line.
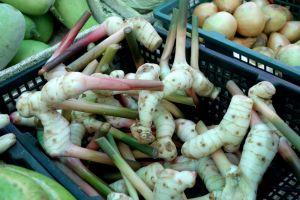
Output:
[276, 44, 300, 66]
[233, 37, 257, 48]
[193, 3, 218, 27]
[267, 32, 290, 53]
[282, 6, 293, 21]
[251, 33, 268, 48]
[213, 0, 242, 13]
[252, 0, 270, 9]
[234, 2, 266, 37]
[263, 4, 288, 34]
[203, 11, 237, 39]
[252, 47, 275, 58]
[279, 21, 300, 43]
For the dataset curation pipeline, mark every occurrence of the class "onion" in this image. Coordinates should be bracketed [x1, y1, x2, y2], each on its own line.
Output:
[193, 3, 218, 27]
[252, 0, 270, 9]
[252, 47, 275, 58]
[252, 33, 268, 48]
[234, 2, 266, 37]
[276, 44, 300, 66]
[267, 32, 290, 53]
[213, 0, 242, 13]
[203, 11, 237, 39]
[233, 37, 257, 48]
[282, 6, 293, 21]
[263, 4, 288, 34]
[279, 21, 300, 43]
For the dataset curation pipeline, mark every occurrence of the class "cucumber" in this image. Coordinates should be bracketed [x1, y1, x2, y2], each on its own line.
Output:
[31, 13, 54, 43]
[51, 0, 98, 31]
[9, 40, 49, 65]
[23, 14, 40, 39]
[1, 0, 55, 15]
[0, 164, 76, 200]
[0, 3, 25, 70]
[0, 168, 49, 200]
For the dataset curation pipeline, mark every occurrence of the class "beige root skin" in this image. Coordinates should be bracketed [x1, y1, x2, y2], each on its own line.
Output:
[194, 121, 279, 200]
[181, 95, 253, 159]
[174, 119, 224, 192]
[153, 169, 196, 200]
[131, 63, 162, 144]
[0, 133, 16, 154]
[0, 114, 10, 129]
[125, 17, 163, 52]
[107, 192, 133, 200]
[151, 104, 177, 161]
[9, 111, 41, 127]
[110, 162, 164, 193]
[233, 123, 279, 200]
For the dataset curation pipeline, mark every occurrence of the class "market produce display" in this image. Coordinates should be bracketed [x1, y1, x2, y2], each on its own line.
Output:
[1, 0, 300, 199]
[193, 0, 300, 66]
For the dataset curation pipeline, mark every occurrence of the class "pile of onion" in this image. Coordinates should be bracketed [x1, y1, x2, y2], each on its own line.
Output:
[193, 0, 299, 67]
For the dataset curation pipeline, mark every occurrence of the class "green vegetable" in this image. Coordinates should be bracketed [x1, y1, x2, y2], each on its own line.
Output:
[0, 164, 76, 200]
[1, 0, 55, 15]
[23, 14, 40, 39]
[31, 13, 54, 43]
[9, 40, 49, 65]
[51, 0, 98, 30]
[0, 3, 25, 70]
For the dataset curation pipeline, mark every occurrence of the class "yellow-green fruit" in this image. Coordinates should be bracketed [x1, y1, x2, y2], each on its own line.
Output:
[0, 164, 76, 200]
[23, 14, 40, 39]
[1, 0, 55, 15]
[9, 40, 49, 65]
[276, 44, 300, 66]
[0, 168, 49, 200]
[52, 0, 98, 30]
[31, 13, 54, 43]
[0, 3, 25, 70]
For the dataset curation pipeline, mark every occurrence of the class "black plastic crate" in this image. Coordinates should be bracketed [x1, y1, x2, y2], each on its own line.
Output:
[0, 29, 300, 199]
[154, 0, 300, 85]
[0, 123, 102, 200]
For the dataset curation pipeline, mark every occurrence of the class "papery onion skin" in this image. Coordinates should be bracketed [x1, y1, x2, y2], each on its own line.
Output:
[252, 0, 270, 9]
[203, 11, 237, 39]
[282, 6, 293, 21]
[251, 33, 268, 48]
[213, 0, 242, 13]
[253, 46, 275, 58]
[193, 3, 218, 27]
[276, 44, 300, 66]
[267, 32, 290, 53]
[279, 21, 300, 43]
[234, 2, 266, 37]
[263, 4, 288, 34]
[233, 37, 257, 48]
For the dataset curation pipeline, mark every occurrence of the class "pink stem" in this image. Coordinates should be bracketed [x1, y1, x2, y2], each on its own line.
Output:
[86, 140, 99, 150]
[39, 23, 107, 75]
[64, 144, 141, 169]
[83, 75, 164, 91]
[55, 161, 99, 197]
[51, 11, 92, 59]
[64, 144, 113, 165]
